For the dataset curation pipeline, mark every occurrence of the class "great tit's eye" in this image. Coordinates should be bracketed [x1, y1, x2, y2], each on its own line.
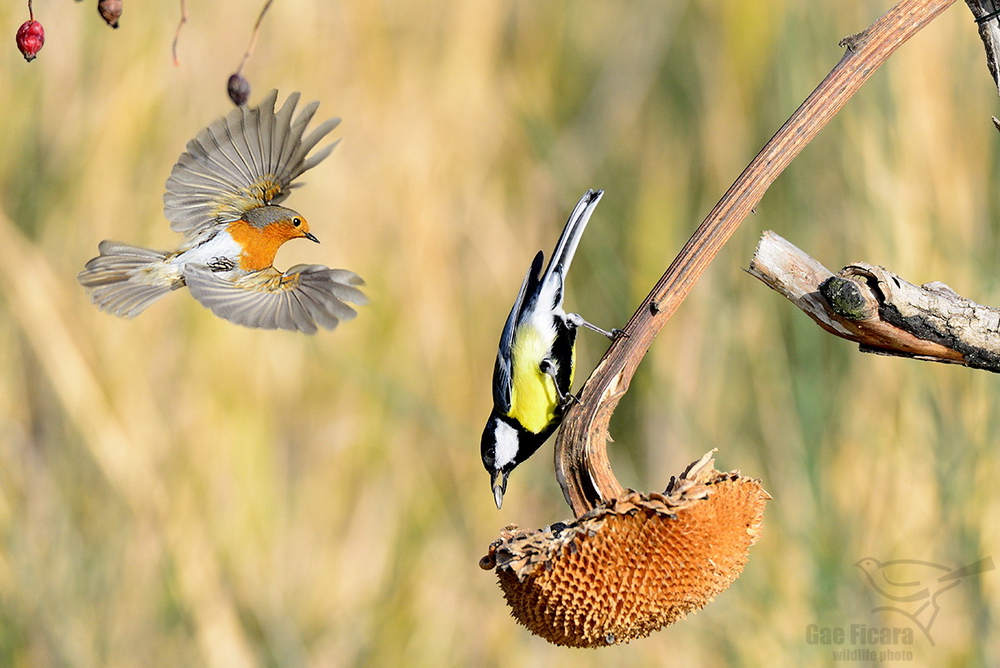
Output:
[292, 217, 302, 227]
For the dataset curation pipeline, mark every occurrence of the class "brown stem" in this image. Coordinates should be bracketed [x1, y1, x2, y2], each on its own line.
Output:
[555, 0, 958, 517]
[235, 0, 276, 76]
[172, 0, 188, 67]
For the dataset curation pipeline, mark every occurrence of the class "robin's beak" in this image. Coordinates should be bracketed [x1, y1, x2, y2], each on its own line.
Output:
[304, 231, 320, 243]
[491, 470, 509, 510]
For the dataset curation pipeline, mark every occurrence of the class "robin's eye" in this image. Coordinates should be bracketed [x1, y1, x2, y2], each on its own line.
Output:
[292, 217, 302, 227]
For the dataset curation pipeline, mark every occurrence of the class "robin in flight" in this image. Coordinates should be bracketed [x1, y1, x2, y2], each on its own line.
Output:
[78, 90, 366, 334]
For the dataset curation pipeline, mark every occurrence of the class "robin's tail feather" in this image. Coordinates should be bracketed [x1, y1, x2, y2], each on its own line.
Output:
[78, 241, 182, 318]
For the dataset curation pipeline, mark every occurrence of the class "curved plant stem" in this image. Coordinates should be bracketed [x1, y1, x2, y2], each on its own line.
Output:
[172, 0, 188, 66]
[235, 0, 276, 76]
[555, 0, 959, 517]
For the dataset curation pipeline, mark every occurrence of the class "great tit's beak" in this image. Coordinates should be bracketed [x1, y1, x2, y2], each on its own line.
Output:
[491, 470, 509, 510]
[304, 232, 320, 243]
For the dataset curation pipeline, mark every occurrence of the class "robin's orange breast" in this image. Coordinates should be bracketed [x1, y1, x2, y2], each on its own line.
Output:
[227, 219, 289, 271]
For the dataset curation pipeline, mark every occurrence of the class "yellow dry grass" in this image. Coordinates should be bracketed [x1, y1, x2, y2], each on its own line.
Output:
[0, 0, 998, 665]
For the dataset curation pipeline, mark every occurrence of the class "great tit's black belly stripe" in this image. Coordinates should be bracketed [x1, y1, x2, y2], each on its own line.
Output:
[549, 317, 577, 396]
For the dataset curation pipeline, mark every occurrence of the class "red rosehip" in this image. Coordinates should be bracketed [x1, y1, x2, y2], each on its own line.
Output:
[98, 0, 122, 29]
[16, 20, 44, 63]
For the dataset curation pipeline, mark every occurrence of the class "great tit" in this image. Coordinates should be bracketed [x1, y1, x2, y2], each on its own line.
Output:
[481, 189, 616, 509]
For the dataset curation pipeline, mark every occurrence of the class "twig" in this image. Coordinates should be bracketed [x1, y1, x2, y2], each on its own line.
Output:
[235, 0, 276, 77]
[555, 0, 959, 517]
[172, 0, 188, 67]
[749, 231, 1000, 371]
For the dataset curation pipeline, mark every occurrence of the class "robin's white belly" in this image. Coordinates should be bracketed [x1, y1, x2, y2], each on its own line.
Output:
[172, 230, 243, 273]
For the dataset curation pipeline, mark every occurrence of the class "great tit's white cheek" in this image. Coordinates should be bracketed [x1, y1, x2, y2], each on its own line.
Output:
[492, 420, 521, 471]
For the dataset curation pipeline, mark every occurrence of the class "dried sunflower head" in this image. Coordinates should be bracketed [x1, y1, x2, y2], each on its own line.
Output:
[480, 452, 769, 648]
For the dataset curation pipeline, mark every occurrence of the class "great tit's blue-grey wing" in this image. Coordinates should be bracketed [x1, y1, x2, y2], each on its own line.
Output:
[492, 250, 544, 412]
[184, 264, 366, 334]
[541, 189, 604, 289]
[163, 90, 341, 246]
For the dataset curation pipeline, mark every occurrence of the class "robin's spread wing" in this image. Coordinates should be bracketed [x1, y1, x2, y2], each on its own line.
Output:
[164, 90, 341, 246]
[184, 264, 366, 334]
[493, 251, 543, 413]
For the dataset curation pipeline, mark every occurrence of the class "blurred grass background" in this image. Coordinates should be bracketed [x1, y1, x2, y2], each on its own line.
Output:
[0, 0, 999, 665]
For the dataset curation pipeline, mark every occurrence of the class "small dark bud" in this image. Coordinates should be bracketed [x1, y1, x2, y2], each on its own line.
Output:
[16, 20, 44, 62]
[227, 73, 251, 106]
[98, 0, 122, 29]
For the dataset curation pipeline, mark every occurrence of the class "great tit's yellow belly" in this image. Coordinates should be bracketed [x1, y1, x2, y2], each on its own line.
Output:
[508, 324, 575, 434]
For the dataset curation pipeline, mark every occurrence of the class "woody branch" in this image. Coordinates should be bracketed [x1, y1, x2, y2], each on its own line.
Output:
[748, 232, 1000, 371]
[555, 0, 959, 517]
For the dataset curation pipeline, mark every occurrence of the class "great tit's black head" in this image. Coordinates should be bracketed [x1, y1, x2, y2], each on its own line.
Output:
[481, 413, 524, 509]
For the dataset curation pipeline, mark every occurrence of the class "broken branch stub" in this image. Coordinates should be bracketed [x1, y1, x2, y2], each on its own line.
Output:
[749, 231, 1000, 371]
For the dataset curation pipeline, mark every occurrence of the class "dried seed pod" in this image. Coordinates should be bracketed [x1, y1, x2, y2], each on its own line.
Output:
[481, 453, 769, 648]
[227, 73, 251, 107]
[16, 20, 44, 62]
[98, 0, 122, 29]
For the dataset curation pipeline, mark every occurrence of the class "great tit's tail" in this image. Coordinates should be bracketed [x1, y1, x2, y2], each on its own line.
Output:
[542, 189, 604, 285]
[78, 241, 182, 318]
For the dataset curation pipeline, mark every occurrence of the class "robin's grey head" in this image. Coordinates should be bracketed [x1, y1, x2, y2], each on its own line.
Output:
[243, 205, 318, 242]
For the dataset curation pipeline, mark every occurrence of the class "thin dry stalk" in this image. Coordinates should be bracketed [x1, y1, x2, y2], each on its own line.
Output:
[172, 0, 188, 66]
[235, 0, 276, 77]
